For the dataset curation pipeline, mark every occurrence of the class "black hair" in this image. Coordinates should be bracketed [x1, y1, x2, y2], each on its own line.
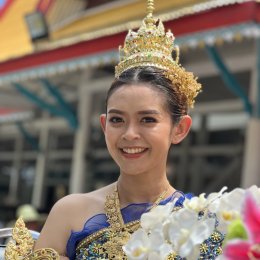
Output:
[106, 66, 188, 123]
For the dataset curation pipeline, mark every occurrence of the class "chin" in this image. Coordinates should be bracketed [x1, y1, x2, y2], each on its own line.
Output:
[119, 165, 148, 176]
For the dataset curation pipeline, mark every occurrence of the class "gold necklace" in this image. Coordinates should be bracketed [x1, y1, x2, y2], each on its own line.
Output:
[116, 183, 171, 209]
[102, 183, 171, 259]
[148, 185, 171, 211]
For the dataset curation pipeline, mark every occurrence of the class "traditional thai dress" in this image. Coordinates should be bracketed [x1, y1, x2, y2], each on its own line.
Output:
[66, 190, 223, 260]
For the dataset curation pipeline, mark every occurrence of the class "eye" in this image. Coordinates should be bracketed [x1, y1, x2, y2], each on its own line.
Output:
[109, 117, 123, 123]
[141, 117, 157, 123]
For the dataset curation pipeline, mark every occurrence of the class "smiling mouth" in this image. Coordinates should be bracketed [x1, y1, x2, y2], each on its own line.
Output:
[120, 147, 148, 154]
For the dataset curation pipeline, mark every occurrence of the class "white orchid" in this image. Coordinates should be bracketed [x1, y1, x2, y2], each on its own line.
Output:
[123, 186, 260, 260]
[123, 228, 173, 260]
[206, 186, 228, 206]
[208, 187, 245, 233]
[147, 230, 173, 260]
[124, 202, 215, 260]
[168, 208, 215, 259]
[140, 203, 174, 232]
[248, 185, 260, 205]
[183, 186, 227, 214]
[123, 229, 151, 260]
[183, 193, 207, 212]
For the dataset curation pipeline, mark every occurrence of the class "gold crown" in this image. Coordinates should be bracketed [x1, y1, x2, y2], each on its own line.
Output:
[115, 0, 201, 108]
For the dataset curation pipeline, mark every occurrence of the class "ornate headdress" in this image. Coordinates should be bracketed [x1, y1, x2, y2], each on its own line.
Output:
[115, 0, 201, 108]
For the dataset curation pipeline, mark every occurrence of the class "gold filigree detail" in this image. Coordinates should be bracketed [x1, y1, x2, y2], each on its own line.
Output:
[104, 187, 124, 232]
[200, 242, 209, 254]
[147, 0, 154, 18]
[115, 0, 201, 108]
[210, 231, 222, 242]
[101, 183, 171, 259]
[5, 217, 34, 259]
[4, 217, 60, 260]
[166, 251, 178, 260]
[30, 248, 60, 259]
[102, 230, 130, 259]
[76, 180, 172, 258]
[76, 220, 140, 251]
[103, 187, 136, 259]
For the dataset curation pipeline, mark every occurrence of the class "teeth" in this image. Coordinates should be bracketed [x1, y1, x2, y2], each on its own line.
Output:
[122, 148, 146, 154]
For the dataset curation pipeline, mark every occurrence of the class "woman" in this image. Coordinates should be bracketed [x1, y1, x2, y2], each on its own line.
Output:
[34, 1, 201, 259]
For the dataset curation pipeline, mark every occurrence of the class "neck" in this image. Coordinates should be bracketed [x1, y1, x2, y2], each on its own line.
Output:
[117, 171, 175, 207]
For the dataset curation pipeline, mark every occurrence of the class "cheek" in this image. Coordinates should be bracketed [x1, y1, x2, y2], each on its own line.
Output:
[158, 131, 174, 149]
[104, 128, 119, 149]
[150, 125, 173, 140]
[105, 136, 117, 160]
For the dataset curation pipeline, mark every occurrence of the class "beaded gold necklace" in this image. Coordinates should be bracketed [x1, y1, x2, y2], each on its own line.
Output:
[102, 184, 170, 259]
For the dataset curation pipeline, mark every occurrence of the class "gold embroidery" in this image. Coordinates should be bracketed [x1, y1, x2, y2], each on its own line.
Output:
[102, 184, 170, 259]
[102, 187, 137, 259]
[76, 220, 140, 251]
[30, 248, 60, 259]
[4, 217, 60, 260]
[76, 183, 171, 258]
[166, 252, 178, 260]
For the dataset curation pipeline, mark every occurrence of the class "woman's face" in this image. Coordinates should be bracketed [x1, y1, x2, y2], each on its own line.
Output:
[100, 84, 191, 176]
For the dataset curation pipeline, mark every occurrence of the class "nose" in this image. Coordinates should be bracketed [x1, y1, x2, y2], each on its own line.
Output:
[122, 123, 140, 141]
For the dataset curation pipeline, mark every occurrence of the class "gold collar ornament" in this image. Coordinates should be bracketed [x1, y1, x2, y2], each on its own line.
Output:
[102, 184, 170, 259]
[4, 217, 59, 260]
[115, 0, 202, 108]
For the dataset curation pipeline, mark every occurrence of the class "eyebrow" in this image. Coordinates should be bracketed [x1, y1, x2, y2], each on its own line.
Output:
[138, 110, 161, 115]
[107, 109, 124, 114]
[107, 109, 161, 115]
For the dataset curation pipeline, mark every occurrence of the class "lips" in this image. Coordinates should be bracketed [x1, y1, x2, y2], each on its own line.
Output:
[119, 147, 148, 158]
[122, 147, 146, 154]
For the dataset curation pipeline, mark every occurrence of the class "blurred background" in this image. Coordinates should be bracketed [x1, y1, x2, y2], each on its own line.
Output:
[0, 0, 260, 229]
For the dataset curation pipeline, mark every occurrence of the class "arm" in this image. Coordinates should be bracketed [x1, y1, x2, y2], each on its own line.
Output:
[34, 195, 75, 258]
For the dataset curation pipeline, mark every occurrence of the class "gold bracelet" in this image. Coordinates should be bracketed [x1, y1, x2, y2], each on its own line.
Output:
[29, 248, 60, 259]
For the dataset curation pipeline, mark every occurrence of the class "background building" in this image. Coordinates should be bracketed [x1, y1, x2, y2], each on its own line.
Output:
[0, 0, 260, 223]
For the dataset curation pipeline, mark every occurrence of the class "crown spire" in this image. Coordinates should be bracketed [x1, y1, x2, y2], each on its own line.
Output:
[147, 0, 154, 18]
[115, 0, 202, 108]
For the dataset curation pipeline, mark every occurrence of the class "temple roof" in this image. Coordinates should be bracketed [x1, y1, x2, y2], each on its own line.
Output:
[0, 0, 257, 122]
[0, 1, 259, 82]
[0, 0, 39, 61]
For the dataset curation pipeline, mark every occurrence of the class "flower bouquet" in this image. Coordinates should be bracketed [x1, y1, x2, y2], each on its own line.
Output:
[123, 186, 260, 260]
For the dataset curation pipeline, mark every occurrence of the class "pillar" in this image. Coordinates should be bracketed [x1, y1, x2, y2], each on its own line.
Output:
[31, 119, 50, 208]
[70, 71, 92, 193]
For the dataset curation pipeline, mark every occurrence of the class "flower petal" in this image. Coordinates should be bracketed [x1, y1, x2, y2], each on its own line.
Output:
[190, 218, 215, 244]
[123, 229, 150, 260]
[244, 193, 260, 243]
[223, 240, 251, 260]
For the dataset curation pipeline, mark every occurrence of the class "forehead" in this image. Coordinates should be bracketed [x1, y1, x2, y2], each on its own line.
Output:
[107, 84, 167, 110]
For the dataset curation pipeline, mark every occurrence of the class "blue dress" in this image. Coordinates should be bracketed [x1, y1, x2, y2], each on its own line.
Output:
[66, 191, 223, 259]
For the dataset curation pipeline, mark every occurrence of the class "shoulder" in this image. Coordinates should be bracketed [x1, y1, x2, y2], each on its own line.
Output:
[47, 191, 106, 230]
[51, 182, 115, 215]
[44, 182, 116, 231]
[34, 194, 87, 253]
[44, 194, 87, 225]
[51, 193, 89, 214]
[35, 183, 115, 254]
